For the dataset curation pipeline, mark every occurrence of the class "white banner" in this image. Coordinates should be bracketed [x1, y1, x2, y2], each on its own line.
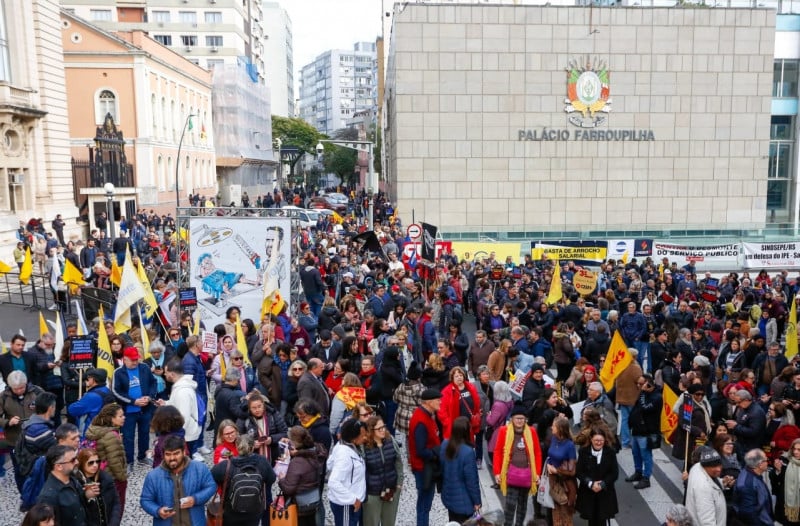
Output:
[189, 217, 292, 327]
[653, 242, 739, 269]
[742, 242, 800, 269]
[607, 239, 634, 261]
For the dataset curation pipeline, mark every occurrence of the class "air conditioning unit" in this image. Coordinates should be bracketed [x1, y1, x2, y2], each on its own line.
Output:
[185, 46, 193, 52]
[192, 23, 198, 28]
[210, 46, 219, 53]
[9, 173, 23, 185]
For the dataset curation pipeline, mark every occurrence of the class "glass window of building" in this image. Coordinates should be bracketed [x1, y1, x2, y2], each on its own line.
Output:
[153, 35, 172, 46]
[90, 9, 113, 21]
[152, 10, 170, 23]
[205, 11, 222, 23]
[181, 35, 197, 46]
[773, 60, 799, 98]
[768, 115, 795, 211]
[0, 2, 9, 83]
[207, 59, 225, 70]
[205, 35, 223, 47]
[179, 11, 197, 24]
[97, 90, 117, 124]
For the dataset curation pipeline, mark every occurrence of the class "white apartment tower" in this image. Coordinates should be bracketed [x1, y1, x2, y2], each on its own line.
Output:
[60, 0, 270, 84]
[261, 2, 293, 117]
[299, 42, 377, 136]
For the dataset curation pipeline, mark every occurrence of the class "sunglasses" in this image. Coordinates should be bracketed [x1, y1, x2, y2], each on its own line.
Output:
[87, 459, 100, 466]
[232, 357, 243, 361]
[57, 456, 78, 465]
[374, 425, 386, 431]
[291, 367, 304, 371]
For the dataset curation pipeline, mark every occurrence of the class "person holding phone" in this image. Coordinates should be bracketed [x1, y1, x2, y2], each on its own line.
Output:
[75, 447, 121, 526]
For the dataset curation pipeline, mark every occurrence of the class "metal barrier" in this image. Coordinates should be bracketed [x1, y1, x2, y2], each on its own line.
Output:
[0, 271, 58, 311]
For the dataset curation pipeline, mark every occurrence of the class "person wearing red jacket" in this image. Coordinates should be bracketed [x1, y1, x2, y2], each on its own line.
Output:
[408, 388, 443, 526]
[439, 367, 481, 440]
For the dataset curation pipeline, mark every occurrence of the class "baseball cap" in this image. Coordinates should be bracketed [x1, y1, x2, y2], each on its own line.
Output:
[123, 347, 140, 361]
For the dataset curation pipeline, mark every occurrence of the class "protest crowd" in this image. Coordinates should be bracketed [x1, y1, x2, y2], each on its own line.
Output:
[5, 186, 800, 526]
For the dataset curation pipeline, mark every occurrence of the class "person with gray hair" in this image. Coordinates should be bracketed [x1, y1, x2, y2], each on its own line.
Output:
[664, 504, 693, 526]
[731, 449, 774, 525]
[725, 389, 766, 455]
[213, 365, 250, 444]
[582, 381, 618, 433]
[486, 381, 514, 471]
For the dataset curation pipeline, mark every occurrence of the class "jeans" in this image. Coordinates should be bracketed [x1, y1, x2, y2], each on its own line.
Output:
[634, 341, 650, 373]
[121, 408, 153, 463]
[383, 399, 398, 436]
[632, 435, 653, 478]
[618, 404, 633, 448]
[413, 471, 435, 526]
[330, 501, 362, 526]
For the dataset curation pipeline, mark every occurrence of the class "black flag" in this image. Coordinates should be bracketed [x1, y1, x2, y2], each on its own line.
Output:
[352, 231, 386, 261]
[421, 222, 438, 262]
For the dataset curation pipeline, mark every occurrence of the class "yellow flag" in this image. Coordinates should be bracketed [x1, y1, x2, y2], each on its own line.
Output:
[39, 311, 49, 339]
[235, 314, 250, 366]
[110, 259, 122, 287]
[598, 331, 633, 392]
[545, 261, 562, 305]
[135, 262, 158, 318]
[192, 309, 200, 336]
[620, 251, 629, 265]
[219, 344, 227, 380]
[62, 258, 86, 294]
[0, 260, 11, 274]
[19, 247, 32, 285]
[97, 306, 116, 383]
[0, 338, 7, 355]
[661, 383, 680, 444]
[115, 247, 145, 334]
[787, 297, 798, 360]
[140, 315, 151, 360]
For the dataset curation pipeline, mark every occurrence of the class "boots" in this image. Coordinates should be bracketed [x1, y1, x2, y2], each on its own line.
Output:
[625, 472, 643, 482]
[633, 477, 651, 489]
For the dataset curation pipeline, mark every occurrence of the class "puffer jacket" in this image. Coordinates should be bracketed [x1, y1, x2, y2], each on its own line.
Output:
[439, 441, 481, 516]
[86, 424, 127, 482]
[552, 332, 574, 365]
[140, 458, 217, 526]
[363, 439, 402, 496]
[0, 384, 43, 445]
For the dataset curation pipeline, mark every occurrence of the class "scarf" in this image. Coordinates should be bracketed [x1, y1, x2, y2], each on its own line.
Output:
[785, 456, 800, 521]
[301, 414, 321, 429]
[500, 425, 539, 496]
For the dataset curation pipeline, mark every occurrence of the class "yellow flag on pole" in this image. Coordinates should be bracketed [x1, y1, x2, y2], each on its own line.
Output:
[661, 383, 680, 444]
[140, 313, 151, 360]
[786, 297, 798, 360]
[545, 261, 562, 305]
[235, 314, 250, 366]
[62, 258, 86, 294]
[19, 247, 32, 285]
[39, 311, 49, 339]
[0, 338, 7, 355]
[0, 260, 12, 275]
[114, 248, 145, 334]
[110, 259, 122, 287]
[598, 331, 633, 392]
[97, 306, 116, 383]
[135, 262, 158, 318]
[192, 309, 200, 336]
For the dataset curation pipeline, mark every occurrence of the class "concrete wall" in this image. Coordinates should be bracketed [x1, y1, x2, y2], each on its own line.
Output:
[385, 5, 775, 235]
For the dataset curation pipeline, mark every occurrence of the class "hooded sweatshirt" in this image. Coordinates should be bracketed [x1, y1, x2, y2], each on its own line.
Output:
[168, 375, 201, 441]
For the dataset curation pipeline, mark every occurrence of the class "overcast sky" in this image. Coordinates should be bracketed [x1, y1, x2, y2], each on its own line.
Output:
[284, 0, 383, 83]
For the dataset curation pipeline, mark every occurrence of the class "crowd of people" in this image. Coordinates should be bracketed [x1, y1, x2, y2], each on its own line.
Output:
[6, 187, 800, 526]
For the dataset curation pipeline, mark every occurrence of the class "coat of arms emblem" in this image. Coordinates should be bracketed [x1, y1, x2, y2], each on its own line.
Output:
[564, 57, 611, 128]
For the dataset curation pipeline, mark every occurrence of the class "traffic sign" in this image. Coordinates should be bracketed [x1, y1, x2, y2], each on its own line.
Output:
[407, 223, 422, 239]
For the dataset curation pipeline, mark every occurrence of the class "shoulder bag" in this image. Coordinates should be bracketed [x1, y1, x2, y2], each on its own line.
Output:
[206, 460, 230, 526]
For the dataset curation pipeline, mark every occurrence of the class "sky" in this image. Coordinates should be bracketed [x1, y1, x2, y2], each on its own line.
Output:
[283, 0, 383, 84]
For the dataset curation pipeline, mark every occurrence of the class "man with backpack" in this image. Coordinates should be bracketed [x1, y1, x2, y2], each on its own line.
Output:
[20, 423, 80, 512]
[210, 434, 276, 526]
[66, 368, 114, 435]
[0, 370, 43, 491]
[158, 358, 204, 460]
[140, 435, 217, 526]
[16, 392, 58, 494]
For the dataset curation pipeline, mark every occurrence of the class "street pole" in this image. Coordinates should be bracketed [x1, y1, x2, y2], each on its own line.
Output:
[104, 182, 116, 244]
[175, 114, 196, 210]
[368, 142, 375, 229]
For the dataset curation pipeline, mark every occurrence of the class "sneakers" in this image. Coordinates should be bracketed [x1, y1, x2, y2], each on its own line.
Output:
[192, 452, 205, 462]
[633, 478, 651, 489]
[198, 446, 212, 455]
[48, 304, 58, 311]
[625, 472, 643, 482]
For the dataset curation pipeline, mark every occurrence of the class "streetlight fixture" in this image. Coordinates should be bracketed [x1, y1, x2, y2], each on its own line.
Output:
[273, 137, 283, 189]
[104, 182, 116, 244]
[316, 139, 377, 227]
[175, 113, 197, 209]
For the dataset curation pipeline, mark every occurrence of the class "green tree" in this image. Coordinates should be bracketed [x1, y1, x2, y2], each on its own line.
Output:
[321, 128, 359, 187]
[271, 116, 325, 176]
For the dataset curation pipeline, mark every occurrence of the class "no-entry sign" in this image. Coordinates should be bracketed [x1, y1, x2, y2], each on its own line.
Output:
[407, 223, 422, 239]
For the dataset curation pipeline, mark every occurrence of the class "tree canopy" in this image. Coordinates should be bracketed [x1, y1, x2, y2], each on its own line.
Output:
[271, 115, 324, 154]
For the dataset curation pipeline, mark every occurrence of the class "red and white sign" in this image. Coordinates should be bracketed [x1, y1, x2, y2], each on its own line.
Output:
[402, 241, 452, 263]
[406, 223, 422, 239]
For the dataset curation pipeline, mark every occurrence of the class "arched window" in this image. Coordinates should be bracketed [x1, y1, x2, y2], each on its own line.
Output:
[96, 89, 118, 124]
[151, 94, 158, 137]
[157, 155, 164, 190]
[167, 157, 173, 190]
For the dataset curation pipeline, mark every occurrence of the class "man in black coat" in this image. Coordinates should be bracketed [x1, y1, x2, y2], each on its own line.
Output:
[297, 358, 331, 417]
[213, 369, 250, 441]
[308, 330, 340, 379]
[37, 445, 93, 524]
[627, 374, 663, 489]
[299, 253, 326, 318]
[0, 334, 36, 386]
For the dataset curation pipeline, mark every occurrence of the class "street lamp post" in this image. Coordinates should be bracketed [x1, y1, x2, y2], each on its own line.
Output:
[104, 182, 116, 244]
[316, 139, 376, 227]
[175, 114, 197, 209]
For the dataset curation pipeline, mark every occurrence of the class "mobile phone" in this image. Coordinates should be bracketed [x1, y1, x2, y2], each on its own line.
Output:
[163, 507, 174, 513]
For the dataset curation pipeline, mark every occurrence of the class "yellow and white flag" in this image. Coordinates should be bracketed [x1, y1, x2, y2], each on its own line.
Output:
[135, 261, 158, 318]
[39, 311, 49, 339]
[114, 248, 145, 333]
[260, 233, 285, 319]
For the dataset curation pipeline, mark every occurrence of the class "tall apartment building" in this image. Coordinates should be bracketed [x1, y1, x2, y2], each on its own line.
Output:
[262, 2, 293, 117]
[60, 0, 269, 84]
[298, 42, 378, 136]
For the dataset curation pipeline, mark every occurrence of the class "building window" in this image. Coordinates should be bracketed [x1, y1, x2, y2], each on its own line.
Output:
[90, 9, 113, 21]
[153, 35, 172, 46]
[152, 10, 170, 23]
[205, 11, 222, 23]
[181, 35, 197, 47]
[96, 89, 118, 124]
[773, 60, 799, 98]
[179, 11, 197, 24]
[768, 115, 795, 211]
[207, 59, 225, 70]
[205, 35, 222, 47]
[0, 1, 9, 83]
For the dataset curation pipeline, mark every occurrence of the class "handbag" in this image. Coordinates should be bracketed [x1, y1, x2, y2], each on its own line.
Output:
[647, 433, 662, 450]
[537, 468, 555, 508]
[506, 464, 532, 488]
[206, 460, 230, 526]
[270, 492, 298, 526]
[461, 396, 481, 430]
[294, 488, 320, 515]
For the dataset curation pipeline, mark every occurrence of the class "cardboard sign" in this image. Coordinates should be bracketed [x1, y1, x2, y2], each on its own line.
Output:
[69, 336, 95, 370]
[202, 330, 217, 355]
[572, 269, 597, 296]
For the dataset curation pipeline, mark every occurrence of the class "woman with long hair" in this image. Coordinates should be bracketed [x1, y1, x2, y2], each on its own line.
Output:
[421, 353, 449, 391]
[278, 426, 323, 526]
[713, 433, 740, 501]
[531, 388, 574, 452]
[236, 392, 288, 465]
[20, 503, 54, 526]
[771, 437, 800, 526]
[440, 416, 481, 523]
[546, 415, 577, 526]
[362, 415, 403, 526]
[150, 405, 186, 469]
[86, 404, 128, 514]
[213, 419, 240, 464]
[575, 429, 619, 526]
[75, 448, 122, 526]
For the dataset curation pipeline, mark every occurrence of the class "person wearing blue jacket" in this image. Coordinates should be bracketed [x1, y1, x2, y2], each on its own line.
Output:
[67, 368, 114, 435]
[112, 348, 158, 466]
[731, 448, 775, 526]
[140, 435, 217, 526]
[440, 416, 481, 523]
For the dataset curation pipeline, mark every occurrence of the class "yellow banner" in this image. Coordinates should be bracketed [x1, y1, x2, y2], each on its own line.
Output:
[598, 331, 632, 392]
[450, 242, 522, 264]
[787, 298, 798, 360]
[661, 384, 680, 444]
[531, 243, 607, 263]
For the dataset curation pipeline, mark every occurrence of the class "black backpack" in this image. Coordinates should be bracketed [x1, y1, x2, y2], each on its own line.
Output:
[227, 464, 264, 514]
[14, 431, 36, 478]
